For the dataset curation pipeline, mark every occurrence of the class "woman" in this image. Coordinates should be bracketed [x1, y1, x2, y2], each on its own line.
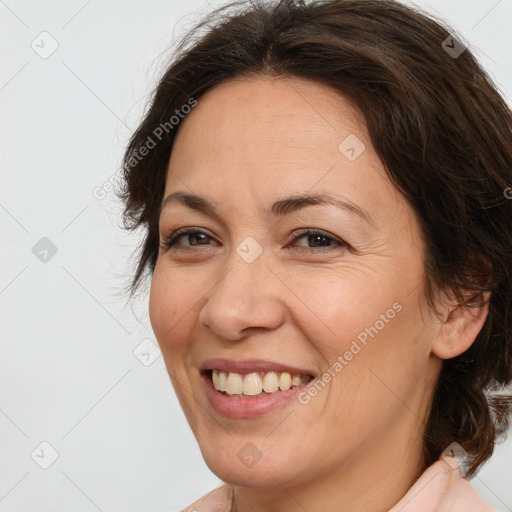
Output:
[118, 0, 512, 510]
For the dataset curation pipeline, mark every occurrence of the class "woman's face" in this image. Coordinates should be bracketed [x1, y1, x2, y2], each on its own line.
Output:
[149, 75, 444, 492]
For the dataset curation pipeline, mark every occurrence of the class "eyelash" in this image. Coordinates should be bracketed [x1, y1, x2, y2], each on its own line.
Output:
[159, 228, 347, 252]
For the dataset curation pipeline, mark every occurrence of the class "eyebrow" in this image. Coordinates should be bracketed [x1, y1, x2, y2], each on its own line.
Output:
[159, 191, 374, 226]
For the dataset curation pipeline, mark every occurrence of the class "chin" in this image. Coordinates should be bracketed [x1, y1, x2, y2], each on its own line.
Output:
[205, 458, 291, 488]
[199, 441, 298, 487]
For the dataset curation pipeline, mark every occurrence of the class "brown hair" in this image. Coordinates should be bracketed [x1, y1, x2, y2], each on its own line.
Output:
[118, 0, 512, 477]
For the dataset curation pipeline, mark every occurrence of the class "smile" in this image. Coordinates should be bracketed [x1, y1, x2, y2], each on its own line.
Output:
[210, 369, 313, 397]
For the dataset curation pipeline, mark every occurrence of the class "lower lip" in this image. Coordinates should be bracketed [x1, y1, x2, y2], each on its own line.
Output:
[202, 373, 313, 418]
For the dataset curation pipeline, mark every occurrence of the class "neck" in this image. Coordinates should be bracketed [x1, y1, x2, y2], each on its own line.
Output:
[231, 416, 427, 512]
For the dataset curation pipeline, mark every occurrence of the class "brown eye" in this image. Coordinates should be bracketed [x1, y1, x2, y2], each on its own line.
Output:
[290, 229, 347, 250]
[160, 228, 215, 250]
[159, 227, 347, 252]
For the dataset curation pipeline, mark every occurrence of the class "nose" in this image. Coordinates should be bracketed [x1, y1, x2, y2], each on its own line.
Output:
[198, 250, 286, 341]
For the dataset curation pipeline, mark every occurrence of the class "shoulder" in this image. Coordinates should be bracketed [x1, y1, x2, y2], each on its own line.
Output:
[179, 484, 233, 512]
[390, 458, 498, 512]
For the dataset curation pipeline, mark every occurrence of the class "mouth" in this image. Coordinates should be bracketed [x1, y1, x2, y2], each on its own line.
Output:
[201, 368, 314, 398]
[199, 358, 317, 417]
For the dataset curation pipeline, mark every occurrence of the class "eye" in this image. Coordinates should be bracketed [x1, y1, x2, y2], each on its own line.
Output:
[160, 227, 347, 252]
[288, 228, 347, 251]
[160, 228, 215, 250]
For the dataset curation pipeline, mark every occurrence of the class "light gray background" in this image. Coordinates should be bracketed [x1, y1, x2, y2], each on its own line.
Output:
[1, 1, 511, 511]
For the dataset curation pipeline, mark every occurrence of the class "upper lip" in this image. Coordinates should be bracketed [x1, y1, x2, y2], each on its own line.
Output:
[200, 358, 316, 376]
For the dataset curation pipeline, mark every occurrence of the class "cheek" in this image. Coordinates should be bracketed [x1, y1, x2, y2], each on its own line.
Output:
[301, 268, 431, 415]
[148, 265, 194, 357]
[300, 267, 392, 357]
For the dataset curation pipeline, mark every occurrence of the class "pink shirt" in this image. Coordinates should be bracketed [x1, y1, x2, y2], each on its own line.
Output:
[180, 484, 233, 512]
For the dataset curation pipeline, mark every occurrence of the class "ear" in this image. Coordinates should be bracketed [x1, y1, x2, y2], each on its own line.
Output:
[431, 290, 491, 360]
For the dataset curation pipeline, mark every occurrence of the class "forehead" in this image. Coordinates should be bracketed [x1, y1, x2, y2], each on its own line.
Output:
[164, 74, 402, 221]
[171, 74, 366, 164]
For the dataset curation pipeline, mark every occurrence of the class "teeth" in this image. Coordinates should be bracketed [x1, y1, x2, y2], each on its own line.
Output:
[211, 369, 311, 397]
[243, 373, 262, 396]
[291, 374, 302, 387]
[278, 372, 291, 391]
[212, 370, 219, 389]
[215, 370, 227, 392]
[225, 372, 243, 395]
[263, 371, 279, 392]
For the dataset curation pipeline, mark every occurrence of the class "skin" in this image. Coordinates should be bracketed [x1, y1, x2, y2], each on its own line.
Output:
[149, 75, 490, 511]
[185, 457, 495, 511]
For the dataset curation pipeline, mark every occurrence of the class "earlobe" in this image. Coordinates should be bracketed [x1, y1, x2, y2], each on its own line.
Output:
[431, 293, 490, 360]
